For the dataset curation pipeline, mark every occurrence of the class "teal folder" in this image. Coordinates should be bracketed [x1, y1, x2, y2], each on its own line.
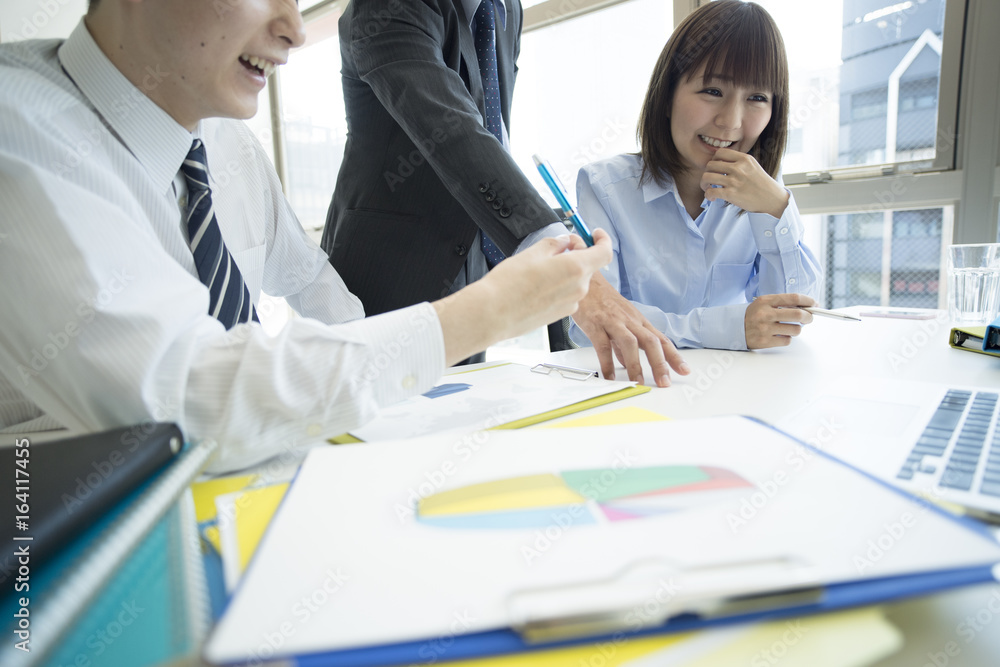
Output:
[1, 438, 217, 667]
[985, 315, 1000, 352]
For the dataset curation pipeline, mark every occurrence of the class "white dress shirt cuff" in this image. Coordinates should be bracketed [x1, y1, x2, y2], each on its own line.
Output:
[515, 221, 572, 254]
[202, 303, 446, 473]
[353, 302, 447, 408]
[700, 303, 750, 351]
[748, 192, 805, 292]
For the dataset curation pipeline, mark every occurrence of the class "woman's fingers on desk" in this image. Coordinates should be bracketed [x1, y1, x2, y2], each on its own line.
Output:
[607, 323, 686, 388]
[745, 293, 817, 349]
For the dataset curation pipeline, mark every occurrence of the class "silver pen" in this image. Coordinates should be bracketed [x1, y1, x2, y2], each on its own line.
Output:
[801, 306, 861, 322]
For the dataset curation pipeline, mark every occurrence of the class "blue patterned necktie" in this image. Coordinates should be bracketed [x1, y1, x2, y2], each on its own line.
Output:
[473, 0, 506, 268]
[180, 139, 258, 329]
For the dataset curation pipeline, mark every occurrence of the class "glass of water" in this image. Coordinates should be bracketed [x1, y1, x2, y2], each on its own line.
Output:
[948, 243, 1000, 326]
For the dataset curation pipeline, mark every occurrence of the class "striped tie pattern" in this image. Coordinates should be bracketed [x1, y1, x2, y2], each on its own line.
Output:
[180, 139, 258, 329]
[473, 0, 506, 268]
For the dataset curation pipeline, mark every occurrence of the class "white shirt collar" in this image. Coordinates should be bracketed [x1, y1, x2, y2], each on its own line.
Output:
[641, 170, 711, 213]
[641, 171, 675, 204]
[58, 21, 195, 196]
[461, 0, 507, 31]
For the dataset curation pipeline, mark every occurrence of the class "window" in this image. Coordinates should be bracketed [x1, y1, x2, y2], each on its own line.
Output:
[509, 0, 673, 207]
[244, 2, 345, 331]
[826, 206, 950, 309]
[753, 0, 957, 179]
[279, 34, 346, 241]
[746, 0, 969, 308]
[851, 89, 888, 123]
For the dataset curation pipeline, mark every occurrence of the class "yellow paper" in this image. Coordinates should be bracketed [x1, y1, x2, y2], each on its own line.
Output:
[202, 525, 223, 554]
[234, 483, 289, 573]
[440, 633, 690, 667]
[442, 608, 899, 667]
[535, 406, 669, 429]
[190, 474, 256, 523]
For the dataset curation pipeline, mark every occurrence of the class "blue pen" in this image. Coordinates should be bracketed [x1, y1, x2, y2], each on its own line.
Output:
[533, 154, 595, 247]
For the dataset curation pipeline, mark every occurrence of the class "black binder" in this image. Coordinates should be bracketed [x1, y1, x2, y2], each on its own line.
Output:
[1, 423, 182, 568]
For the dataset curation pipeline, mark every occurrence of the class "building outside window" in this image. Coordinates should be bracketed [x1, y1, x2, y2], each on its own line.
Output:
[758, 0, 953, 309]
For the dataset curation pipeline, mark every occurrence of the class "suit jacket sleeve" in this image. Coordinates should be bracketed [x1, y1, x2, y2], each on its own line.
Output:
[346, 0, 556, 255]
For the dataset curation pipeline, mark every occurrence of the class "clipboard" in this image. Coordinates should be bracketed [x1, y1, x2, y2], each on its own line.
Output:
[331, 362, 649, 443]
[204, 417, 1000, 666]
[949, 325, 1000, 357]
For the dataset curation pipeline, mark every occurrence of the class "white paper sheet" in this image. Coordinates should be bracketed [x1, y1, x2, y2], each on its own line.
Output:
[349, 362, 635, 441]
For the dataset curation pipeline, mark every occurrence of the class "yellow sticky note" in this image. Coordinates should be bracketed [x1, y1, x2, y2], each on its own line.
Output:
[234, 483, 289, 573]
[536, 406, 670, 429]
[441, 633, 690, 666]
[419, 474, 585, 517]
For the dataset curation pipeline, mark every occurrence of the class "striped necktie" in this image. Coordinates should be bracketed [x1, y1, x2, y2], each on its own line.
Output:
[180, 139, 258, 329]
[473, 0, 506, 268]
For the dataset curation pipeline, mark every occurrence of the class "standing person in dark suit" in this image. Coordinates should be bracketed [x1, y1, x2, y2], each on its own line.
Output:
[323, 0, 690, 387]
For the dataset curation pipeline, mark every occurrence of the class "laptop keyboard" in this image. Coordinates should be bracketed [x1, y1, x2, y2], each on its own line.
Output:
[897, 390, 1000, 497]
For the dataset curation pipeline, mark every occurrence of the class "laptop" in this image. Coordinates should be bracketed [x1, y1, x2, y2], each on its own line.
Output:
[777, 376, 1000, 521]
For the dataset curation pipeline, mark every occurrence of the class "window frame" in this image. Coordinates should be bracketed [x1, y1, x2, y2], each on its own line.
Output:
[266, 0, 347, 192]
[520, 0, 998, 245]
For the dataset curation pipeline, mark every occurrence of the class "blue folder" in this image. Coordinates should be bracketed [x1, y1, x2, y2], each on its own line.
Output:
[290, 565, 993, 667]
[985, 314, 1000, 352]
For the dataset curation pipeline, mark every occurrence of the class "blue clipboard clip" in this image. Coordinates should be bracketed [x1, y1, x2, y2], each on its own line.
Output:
[533, 154, 595, 246]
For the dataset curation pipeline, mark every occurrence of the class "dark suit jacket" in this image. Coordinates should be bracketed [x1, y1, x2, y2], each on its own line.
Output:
[321, 0, 557, 316]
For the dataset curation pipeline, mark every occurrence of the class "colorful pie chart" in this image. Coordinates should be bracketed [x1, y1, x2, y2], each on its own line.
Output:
[416, 465, 752, 529]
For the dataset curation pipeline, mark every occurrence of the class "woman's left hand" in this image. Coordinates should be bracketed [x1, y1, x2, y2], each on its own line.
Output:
[700, 148, 789, 218]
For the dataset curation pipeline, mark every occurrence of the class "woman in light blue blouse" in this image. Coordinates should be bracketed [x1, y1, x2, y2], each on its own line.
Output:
[571, 0, 822, 351]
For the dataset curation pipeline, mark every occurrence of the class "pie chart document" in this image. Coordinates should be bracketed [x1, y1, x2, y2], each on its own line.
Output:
[205, 417, 1000, 665]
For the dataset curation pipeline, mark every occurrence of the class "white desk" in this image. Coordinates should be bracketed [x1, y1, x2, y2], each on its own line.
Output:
[538, 308, 1000, 666]
[541, 309, 998, 424]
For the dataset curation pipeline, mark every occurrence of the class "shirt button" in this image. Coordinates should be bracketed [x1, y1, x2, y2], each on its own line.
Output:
[179, 196, 188, 208]
[780, 228, 789, 235]
[764, 230, 773, 237]
[455, 244, 468, 256]
[788, 278, 797, 285]
[306, 423, 322, 437]
[402, 375, 417, 389]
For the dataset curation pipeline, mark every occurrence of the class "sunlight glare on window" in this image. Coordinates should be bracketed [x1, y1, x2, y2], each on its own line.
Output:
[510, 0, 672, 208]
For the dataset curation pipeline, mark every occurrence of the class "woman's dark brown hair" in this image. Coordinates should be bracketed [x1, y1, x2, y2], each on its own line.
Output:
[637, 0, 789, 186]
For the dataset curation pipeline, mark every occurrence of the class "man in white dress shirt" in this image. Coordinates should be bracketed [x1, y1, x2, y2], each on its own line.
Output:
[0, 0, 613, 472]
